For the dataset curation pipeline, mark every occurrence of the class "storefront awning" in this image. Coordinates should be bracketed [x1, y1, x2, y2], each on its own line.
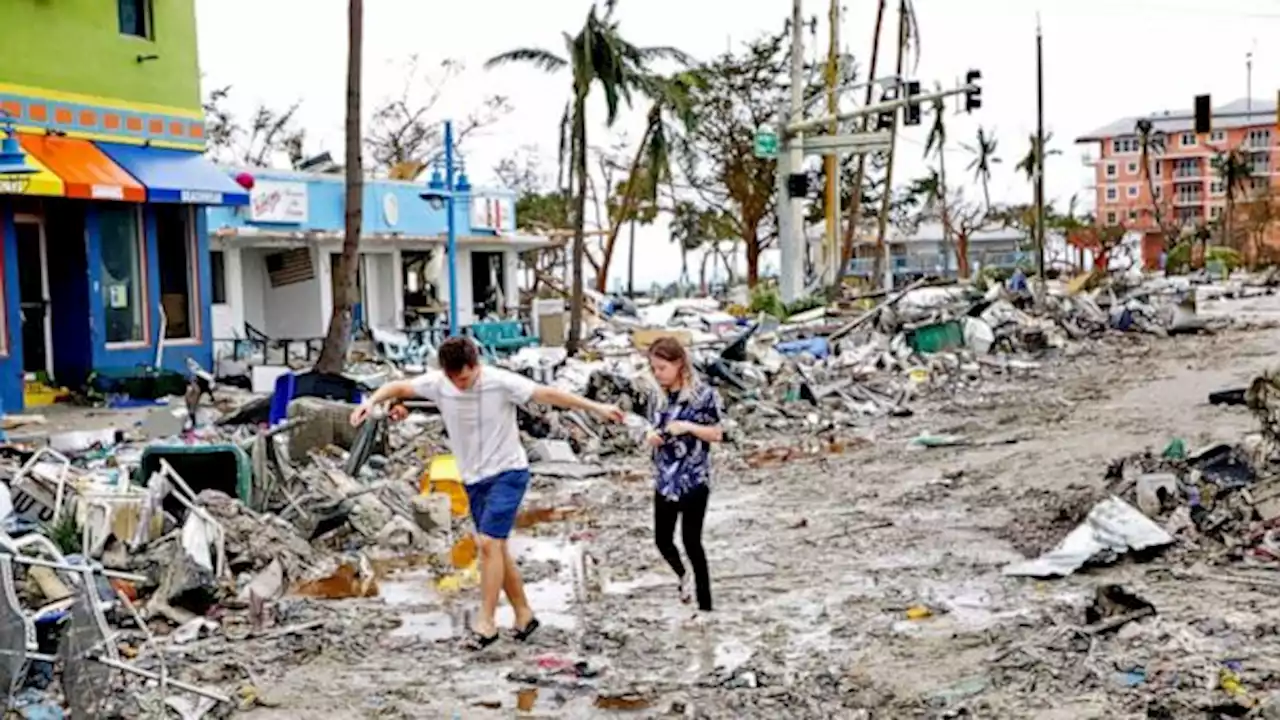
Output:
[11, 152, 64, 198]
[95, 142, 249, 205]
[19, 134, 144, 202]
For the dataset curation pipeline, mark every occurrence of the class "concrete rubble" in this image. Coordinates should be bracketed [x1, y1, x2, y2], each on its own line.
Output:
[2, 270, 1280, 716]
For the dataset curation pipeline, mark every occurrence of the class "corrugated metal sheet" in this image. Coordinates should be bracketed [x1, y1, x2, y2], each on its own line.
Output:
[266, 248, 314, 287]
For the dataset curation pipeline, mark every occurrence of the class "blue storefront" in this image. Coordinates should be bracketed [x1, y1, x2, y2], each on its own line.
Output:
[0, 127, 248, 412]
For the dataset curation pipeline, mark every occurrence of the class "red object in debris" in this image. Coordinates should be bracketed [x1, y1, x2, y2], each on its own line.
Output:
[234, 172, 255, 190]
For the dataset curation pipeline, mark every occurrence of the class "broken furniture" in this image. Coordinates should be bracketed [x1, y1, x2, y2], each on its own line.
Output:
[470, 320, 539, 358]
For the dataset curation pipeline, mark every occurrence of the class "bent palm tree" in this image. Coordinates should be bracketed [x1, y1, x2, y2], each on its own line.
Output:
[961, 126, 1000, 212]
[596, 69, 701, 292]
[1134, 118, 1171, 248]
[1212, 148, 1253, 252]
[922, 93, 965, 275]
[485, 1, 687, 353]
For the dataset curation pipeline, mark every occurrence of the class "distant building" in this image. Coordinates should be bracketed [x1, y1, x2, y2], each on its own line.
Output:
[1075, 97, 1279, 266]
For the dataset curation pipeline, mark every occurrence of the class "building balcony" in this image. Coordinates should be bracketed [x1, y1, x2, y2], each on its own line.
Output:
[1173, 195, 1204, 206]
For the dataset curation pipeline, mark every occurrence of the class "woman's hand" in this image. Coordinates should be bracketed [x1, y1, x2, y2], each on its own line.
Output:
[644, 430, 664, 449]
[666, 420, 695, 436]
[591, 402, 626, 423]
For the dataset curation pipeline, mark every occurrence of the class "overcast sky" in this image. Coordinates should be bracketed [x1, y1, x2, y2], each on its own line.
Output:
[195, 0, 1280, 289]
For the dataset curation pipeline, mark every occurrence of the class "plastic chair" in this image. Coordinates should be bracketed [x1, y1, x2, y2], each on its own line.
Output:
[268, 372, 297, 426]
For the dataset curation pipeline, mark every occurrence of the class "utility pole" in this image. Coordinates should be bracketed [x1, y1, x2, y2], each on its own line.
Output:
[779, 0, 806, 302]
[1247, 50, 1253, 113]
[873, 0, 908, 291]
[1034, 17, 1046, 286]
[822, 0, 840, 286]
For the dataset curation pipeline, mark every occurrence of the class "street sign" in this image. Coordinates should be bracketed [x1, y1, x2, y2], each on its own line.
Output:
[753, 128, 779, 158]
[801, 131, 892, 155]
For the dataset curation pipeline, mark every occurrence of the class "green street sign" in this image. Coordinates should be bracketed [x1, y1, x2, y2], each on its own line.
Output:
[753, 128, 778, 158]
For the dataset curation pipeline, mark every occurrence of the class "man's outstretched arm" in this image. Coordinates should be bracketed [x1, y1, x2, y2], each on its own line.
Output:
[530, 385, 625, 423]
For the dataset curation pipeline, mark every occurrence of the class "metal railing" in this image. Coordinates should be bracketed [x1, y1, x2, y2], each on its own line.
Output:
[846, 250, 1032, 278]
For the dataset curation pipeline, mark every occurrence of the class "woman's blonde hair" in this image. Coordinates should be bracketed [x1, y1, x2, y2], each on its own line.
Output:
[647, 336, 698, 410]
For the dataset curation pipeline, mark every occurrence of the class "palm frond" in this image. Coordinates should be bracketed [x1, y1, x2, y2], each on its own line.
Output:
[484, 48, 568, 72]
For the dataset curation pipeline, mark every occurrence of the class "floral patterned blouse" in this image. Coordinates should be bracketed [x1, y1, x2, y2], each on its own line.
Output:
[649, 384, 722, 500]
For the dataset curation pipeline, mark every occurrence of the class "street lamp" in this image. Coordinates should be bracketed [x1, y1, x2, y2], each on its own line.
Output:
[0, 114, 36, 195]
[419, 119, 470, 336]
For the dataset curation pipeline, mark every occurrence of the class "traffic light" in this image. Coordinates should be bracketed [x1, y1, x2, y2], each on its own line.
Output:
[964, 69, 981, 112]
[903, 81, 922, 125]
[786, 172, 809, 199]
[1194, 94, 1211, 135]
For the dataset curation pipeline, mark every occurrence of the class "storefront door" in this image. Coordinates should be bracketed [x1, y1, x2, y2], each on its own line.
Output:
[13, 215, 52, 379]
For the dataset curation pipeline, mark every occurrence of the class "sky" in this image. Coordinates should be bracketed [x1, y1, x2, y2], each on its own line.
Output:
[194, 0, 1280, 290]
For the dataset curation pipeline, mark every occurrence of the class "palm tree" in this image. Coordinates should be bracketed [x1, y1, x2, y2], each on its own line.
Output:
[961, 126, 1000, 212]
[486, 2, 687, 353]
[1014, 131, 1060, 183]
[1134, 118, 1170, 247]
[1212, 147, 1253, 252]
[315, 0, 363, 374]
[596, 70, 699, 293]
[921, 93, 965, 276]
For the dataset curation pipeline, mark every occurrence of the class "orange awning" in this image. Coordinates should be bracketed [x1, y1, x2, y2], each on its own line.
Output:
[19, 134, 144, 202]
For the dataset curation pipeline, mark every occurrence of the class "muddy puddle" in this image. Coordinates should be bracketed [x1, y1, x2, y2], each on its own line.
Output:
[376, 503, 588, 643]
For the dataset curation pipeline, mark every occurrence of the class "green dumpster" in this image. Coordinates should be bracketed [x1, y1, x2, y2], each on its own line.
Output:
[907, 320, 965, 354]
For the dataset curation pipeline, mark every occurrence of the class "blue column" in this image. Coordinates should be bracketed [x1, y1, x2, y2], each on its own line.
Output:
[444, 120, 459, 336]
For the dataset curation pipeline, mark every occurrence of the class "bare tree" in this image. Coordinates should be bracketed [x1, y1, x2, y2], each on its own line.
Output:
[365, 56, 513, 178]
[203, 85, 307, 168]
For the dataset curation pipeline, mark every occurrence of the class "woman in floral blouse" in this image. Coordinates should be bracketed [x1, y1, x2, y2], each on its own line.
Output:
[643, 336, 724, 615]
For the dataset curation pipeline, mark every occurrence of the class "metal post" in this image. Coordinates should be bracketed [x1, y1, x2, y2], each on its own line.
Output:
[780, 0, 806, 303]
[444, 120, 459, 336]
[1034, 20, 1046, 286]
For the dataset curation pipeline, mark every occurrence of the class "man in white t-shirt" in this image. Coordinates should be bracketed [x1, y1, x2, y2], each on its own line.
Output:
[351, 336, 623, 649]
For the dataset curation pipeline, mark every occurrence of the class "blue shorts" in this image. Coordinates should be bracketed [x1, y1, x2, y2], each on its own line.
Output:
[464, 468, 530, 540]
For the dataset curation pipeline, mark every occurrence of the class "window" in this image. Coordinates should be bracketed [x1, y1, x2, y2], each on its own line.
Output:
[210, 251, 227, 305]
[1153, 186, 1162, 199]
[1180, 132, 1196, 147]
[1128, 209, 1138, 222]
[1127, 185, 1139, 198]
[1105, 162, 1117, 178]
[1247, 129, 1272, 149]
[1211, 130, 1226, 143]
[100, 207, 146, 344]
[1173, 158, 1200, 178]
[118, 0, 152, 39]
[1211, 206, 1223, 219]
[1106, 211, 1117, 225]
[1210, 179, 1225, 196]
[1152, 161, 1162, 177]
[1105, 186, 1118, 201]
[1111, 137, 1139, 154]
[155, 206, 197, 340]
[1126, 161, 1138, 175]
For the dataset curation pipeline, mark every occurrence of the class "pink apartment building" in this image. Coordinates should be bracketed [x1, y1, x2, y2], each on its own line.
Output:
[1075, 97, 1278, 266]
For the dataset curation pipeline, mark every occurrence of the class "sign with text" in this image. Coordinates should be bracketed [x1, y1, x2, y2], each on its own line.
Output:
[249, 181, 309, 223]
[469, 195, 514, 231]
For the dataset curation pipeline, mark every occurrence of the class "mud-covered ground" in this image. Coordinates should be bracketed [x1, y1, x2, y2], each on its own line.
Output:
[237, 295, 1280, 719]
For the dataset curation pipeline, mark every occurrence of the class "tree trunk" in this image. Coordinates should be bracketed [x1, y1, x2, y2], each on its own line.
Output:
[744, 220, 761, 287]
[626, 218, 636, 297]
[699, 250, 711, 293]
[869, 0, 908, 291]
[834, 0, 887, 296]
[567, 96, 588, 355]
[937, 149, 966, 278]
[315, 0, 363, 374]
[595, 116, 656, 292]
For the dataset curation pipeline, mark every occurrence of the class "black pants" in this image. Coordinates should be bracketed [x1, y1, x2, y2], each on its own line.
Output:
[654, 485, 712, 611]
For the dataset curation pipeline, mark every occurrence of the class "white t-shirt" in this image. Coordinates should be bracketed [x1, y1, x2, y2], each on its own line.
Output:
[411, 366, 538, 485]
